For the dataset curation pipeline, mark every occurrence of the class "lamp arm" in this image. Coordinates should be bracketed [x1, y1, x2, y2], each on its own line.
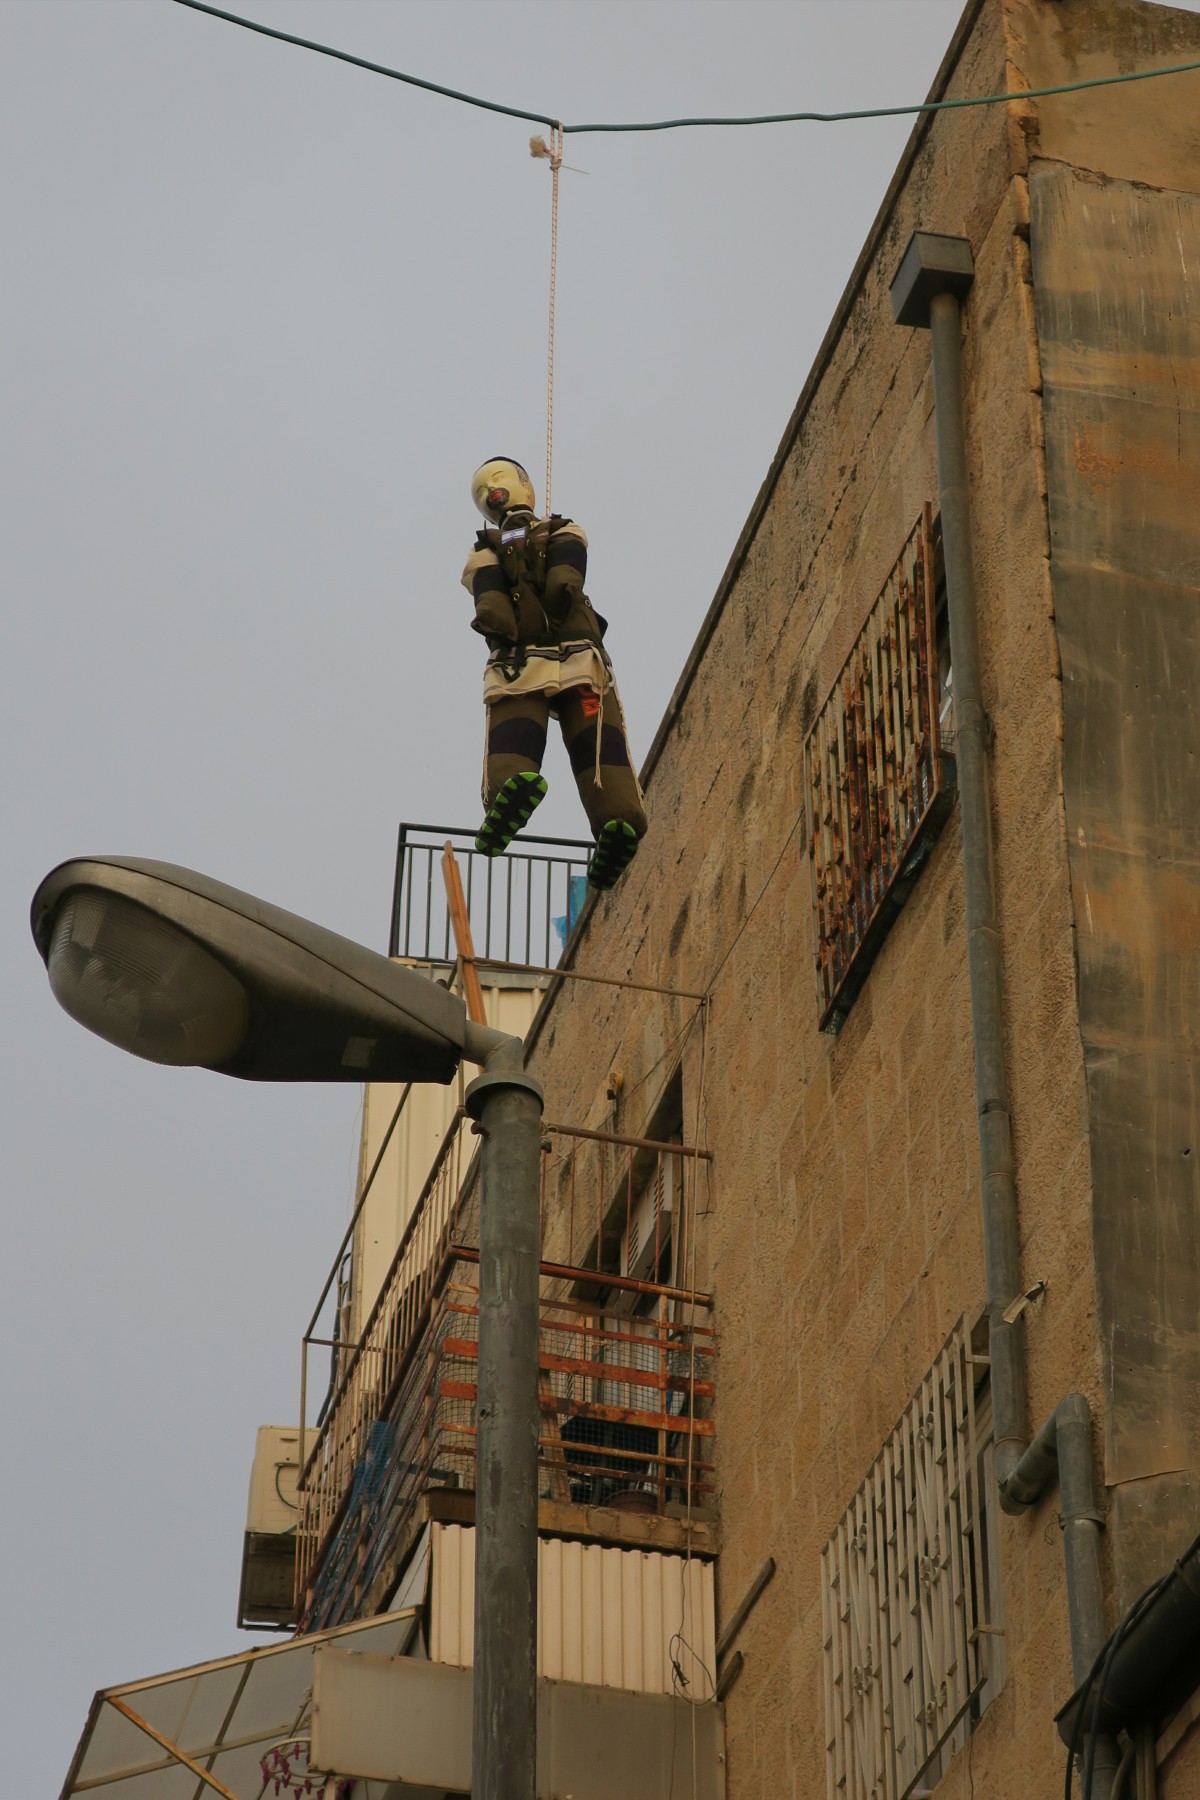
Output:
[463, 1019, 525, 1070]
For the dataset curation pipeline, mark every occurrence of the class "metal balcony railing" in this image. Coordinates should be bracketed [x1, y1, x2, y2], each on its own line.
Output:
[299, 1262, 715, 1631]
[388, 822, 592, 966]
[296, 1118, 715, 1632]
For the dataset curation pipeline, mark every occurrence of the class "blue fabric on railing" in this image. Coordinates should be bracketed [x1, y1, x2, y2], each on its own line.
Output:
[552, 873, 589, 952]
[306, 1419, 398, 1629]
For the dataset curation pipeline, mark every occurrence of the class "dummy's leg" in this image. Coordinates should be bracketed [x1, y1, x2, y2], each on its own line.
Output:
[556, 686, 648, 889]
[477, 693, 551, 855]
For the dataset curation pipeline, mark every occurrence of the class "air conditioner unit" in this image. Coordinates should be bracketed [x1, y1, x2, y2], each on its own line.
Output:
[238, 1425, 300, 1630]
[621, 1155, 678, 1283]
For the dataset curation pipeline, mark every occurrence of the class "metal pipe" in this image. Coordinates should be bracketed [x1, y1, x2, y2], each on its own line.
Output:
[453, 1244, 712, 1309]
[928, 287, 1029, 1500]
[464, 1016, 516, 1066]
[544, 1120, 713, 1158]
[475, 956, 709, 1002]
[912, 257, 1116, 1795]
[997, 1398, 1119, 1796]
[466, 1036, 545, 1800]
[1004, 1397, 1107, 1680]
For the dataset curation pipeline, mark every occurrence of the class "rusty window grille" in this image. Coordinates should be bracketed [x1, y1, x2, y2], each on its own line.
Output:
[805, 508, 956, 1032]
[820, 1319, 1003, 1800]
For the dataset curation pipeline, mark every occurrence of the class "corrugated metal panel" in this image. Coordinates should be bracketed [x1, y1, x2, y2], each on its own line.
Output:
[429, 1523, 716, 1700]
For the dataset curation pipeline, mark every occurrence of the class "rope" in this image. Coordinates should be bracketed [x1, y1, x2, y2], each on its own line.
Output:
[531, 126, 564, 515]
[170, 5, 1200, 136]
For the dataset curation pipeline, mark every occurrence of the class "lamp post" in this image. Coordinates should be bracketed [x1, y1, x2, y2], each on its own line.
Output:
[31, 856, 543, 1800]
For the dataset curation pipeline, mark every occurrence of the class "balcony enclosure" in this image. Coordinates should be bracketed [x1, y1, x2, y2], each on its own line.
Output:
[291, 826, 716, 1633]
[298, 1110, 715, 1632]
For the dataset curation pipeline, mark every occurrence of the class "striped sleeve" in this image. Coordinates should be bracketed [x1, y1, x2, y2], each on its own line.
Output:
[462, 543, 502, 597]
[544, 522, 588, 616]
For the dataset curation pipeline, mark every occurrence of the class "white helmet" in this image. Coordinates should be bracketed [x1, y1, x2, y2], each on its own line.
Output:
[471, 457, 536, 523]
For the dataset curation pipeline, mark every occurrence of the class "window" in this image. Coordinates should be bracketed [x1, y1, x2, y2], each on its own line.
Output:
[804, 508, 956, 1033]
[821, 1319, 1004, 1800]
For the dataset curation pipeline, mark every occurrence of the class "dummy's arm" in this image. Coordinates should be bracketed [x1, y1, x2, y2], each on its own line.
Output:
[462, 542, 517, 641]
[542, 522, 588, 622]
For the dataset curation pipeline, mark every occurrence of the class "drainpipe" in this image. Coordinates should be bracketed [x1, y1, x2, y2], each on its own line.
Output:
[1005, 1395, 1107, 1679]
[890, 234, 1117, 1797]
[890, 231, 1028, 1494]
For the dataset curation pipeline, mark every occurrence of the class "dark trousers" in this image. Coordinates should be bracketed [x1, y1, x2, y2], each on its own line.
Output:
[484, 685, 648, 839]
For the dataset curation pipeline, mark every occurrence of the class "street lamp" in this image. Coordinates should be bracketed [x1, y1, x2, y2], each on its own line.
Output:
[31, 855, 543, 1800]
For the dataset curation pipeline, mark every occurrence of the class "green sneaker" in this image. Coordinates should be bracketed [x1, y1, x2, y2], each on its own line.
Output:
[475, 772, 548, 857]
[587, 819, 640, 891]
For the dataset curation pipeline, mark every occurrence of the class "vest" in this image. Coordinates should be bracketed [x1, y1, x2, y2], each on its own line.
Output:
[475, 514, 607, 649]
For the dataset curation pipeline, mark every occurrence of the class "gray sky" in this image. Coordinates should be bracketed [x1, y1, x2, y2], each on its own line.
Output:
[8, 0, 1183, 1787]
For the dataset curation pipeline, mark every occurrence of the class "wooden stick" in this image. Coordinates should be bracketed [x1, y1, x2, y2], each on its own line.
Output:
[441, 843, 487, 1025]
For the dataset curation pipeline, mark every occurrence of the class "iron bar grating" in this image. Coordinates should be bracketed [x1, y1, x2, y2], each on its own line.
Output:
[821, 1319, 995, 1800]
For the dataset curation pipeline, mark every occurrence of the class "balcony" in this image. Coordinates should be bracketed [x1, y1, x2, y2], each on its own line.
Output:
[388, 822, 592, 967]
[297, 1113, 716, 1633]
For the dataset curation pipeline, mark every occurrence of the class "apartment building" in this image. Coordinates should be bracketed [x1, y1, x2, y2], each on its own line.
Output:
[60, 2, 1200, 1798]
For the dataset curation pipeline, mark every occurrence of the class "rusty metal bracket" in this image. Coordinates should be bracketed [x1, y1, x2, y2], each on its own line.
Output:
[476, 956, 709, 1002]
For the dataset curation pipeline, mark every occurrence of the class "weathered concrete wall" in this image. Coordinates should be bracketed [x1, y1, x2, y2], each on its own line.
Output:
[1008, 0, 1200, 195]
[1031, 161, 1200, 1606]
[520, 0, 1200, 1791]
[1011, 0, 1200, 1619]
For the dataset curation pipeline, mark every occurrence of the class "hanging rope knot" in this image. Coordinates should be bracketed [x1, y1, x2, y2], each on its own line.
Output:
[529, 127, 564, 172]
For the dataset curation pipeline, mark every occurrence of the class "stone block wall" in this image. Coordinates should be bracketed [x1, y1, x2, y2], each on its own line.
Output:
[522, 0, 1200, 1791]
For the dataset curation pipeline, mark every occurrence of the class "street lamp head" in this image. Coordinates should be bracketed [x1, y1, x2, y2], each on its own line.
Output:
[31, 857, 470, 1084]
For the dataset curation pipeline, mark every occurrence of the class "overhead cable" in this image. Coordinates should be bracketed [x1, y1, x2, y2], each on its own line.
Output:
[171, 0, 1200, 136]
[171, 0, 560, 128]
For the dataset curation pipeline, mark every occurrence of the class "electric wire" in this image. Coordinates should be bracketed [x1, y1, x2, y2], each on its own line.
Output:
[171, 0, 561, 127]
[705, 807, 806, 998]
[170, 2, 1200, 136]
[564, 61, 1200, 132]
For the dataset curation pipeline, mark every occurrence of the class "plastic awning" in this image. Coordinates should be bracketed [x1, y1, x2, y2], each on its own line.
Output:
[59, 1610, 420, 1800]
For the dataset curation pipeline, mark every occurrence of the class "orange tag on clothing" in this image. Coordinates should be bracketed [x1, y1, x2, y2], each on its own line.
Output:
[579, 692, 601, 719]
